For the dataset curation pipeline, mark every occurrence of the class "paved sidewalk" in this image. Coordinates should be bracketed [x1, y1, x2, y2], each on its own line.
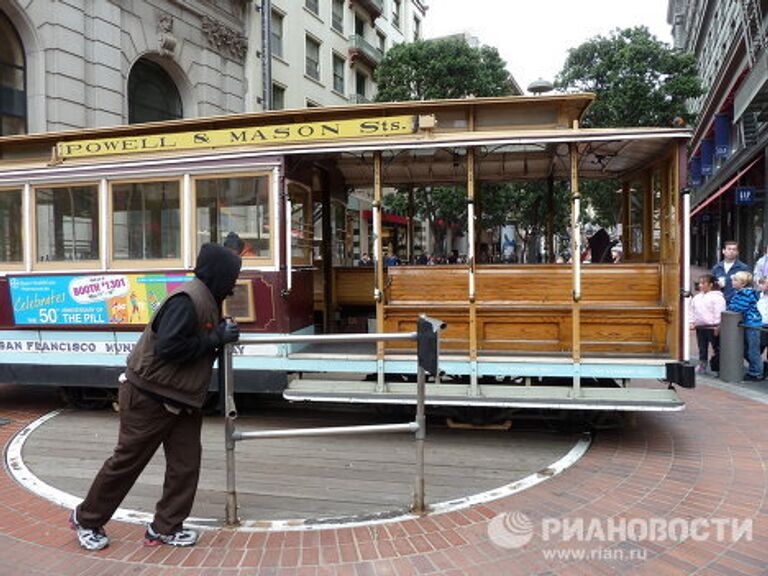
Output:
[1, 378, 767, 575]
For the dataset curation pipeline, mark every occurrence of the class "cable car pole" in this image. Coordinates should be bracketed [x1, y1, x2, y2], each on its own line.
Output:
[373, 151, 385, 392]
[570, 137, 582, 397]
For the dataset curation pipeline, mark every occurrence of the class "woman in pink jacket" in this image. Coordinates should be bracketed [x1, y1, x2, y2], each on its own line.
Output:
[690, 273, 726, 373]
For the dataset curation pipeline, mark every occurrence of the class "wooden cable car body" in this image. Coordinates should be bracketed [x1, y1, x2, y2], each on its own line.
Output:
[0, 94, 694, 410]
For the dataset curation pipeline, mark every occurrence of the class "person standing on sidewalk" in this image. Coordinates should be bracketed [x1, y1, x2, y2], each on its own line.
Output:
[753, 244, 768, 286]
[711, 241, 750, 303]
[689, 273, 726, 373]
[69, 243, 242, 551]
[757, 277, 768, 367]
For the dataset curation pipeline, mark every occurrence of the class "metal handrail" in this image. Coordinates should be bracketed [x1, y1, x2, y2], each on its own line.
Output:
[221, 325, 436, 526]
[236, 332, 416, 345]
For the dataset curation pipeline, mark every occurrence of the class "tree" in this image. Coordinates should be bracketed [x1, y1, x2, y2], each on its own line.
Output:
[383, 186, 467, 256]
[374, 38, 517, 256]
[481, 182, 571, 262]
[556, 26, 702, 128]
[375, 38, 517, 102]
[556, 27, 702, 231]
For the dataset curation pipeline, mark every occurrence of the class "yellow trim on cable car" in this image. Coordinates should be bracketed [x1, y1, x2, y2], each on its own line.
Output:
[56, 115, 418, 159]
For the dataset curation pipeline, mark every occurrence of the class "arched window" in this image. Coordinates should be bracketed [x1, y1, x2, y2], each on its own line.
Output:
[0, 11, 26, 135]
[128, 58, 182, 123]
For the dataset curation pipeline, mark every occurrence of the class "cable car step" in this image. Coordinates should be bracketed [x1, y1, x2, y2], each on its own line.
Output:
[283, 380, 685, 411]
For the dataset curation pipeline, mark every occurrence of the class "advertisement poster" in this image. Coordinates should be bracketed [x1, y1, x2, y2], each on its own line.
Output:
[9, 273, 193, 326]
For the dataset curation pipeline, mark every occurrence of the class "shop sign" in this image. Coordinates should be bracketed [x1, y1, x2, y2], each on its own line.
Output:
[735, 187, 755, 205]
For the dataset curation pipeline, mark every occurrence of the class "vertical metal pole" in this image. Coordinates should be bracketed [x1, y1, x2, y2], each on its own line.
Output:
[321, 178, 333, 334]
[99, 179, 109, 271]
[223, 345, 239, 525]
[682, 188, 692, 362]
[570, 141, 582, 396]
[413, 364, 426, 514]
[22, 183, 32, 272]
[374, 152, 385, 392]
[467, 148, 478, 396]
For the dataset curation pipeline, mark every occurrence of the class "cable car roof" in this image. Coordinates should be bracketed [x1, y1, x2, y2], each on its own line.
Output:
[0, 93, 689, 185]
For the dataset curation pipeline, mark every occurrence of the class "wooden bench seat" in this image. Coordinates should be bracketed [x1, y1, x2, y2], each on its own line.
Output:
[334, 267, 375, 307]
[383, 264, 671, 354]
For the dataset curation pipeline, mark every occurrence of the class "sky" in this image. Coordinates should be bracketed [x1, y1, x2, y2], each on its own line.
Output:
[423, 0, 672, 93]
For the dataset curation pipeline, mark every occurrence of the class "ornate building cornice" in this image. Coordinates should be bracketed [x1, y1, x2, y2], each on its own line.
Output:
[201, 15, 247, 61]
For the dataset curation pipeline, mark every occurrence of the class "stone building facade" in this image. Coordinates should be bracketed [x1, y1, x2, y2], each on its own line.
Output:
[1, 0, 251, 134]
[0, 0, 426, 135]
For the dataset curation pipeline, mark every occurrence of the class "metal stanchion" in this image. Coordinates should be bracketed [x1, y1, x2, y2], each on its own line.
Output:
[223, 345, 239, 526]
[413, 363, 426, 514]
[719, 311, 744, 383]
[222, 317, 444, 524]
[413, 315, 445, 514]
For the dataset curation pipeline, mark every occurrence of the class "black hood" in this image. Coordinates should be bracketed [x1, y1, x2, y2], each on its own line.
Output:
[588, 229, 614, 263]
[194, 243, 242, 303]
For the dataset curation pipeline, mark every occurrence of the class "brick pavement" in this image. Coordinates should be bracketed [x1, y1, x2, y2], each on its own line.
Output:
[0, 379, 766, 576]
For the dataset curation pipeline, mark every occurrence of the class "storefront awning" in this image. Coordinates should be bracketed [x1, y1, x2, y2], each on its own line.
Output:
[362, 210, 409, 225]
[691, 156, 761, 216]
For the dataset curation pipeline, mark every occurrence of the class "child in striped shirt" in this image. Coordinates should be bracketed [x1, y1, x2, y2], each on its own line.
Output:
[728, 271, 764, 381]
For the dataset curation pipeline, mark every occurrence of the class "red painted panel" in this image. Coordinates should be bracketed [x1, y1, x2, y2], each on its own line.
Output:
[0, 278, 13, 327]
[229, 270, 313, 333]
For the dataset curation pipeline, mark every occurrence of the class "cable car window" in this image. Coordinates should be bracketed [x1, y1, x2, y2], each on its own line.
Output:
[35, 185, 99, 262]
[0, 188, 22, 263]
[195, 174, 272, 260]
[289, 183, 312, 265]
[112, 180, 181, 261]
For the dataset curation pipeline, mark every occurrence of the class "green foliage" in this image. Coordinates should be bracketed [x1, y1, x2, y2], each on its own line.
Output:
[581, 180, 623, 226]
[556, 26, 702, 128]
[553, 26, 702, 230]
[383, 186, 468, 254]
[481, 181, 572, 260]
[375, 38, 516, 102]
[375, 37, 516, 252]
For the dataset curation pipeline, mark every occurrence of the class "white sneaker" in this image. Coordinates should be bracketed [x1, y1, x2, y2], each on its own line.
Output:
[144, 522, 199, 547]
[69, 510, 109, 551]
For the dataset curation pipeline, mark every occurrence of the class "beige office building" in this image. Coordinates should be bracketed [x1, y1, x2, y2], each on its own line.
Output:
[261, 0, 427, 110]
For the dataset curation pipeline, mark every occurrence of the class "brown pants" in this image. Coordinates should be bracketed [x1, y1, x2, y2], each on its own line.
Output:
[77, 381, 203, 534]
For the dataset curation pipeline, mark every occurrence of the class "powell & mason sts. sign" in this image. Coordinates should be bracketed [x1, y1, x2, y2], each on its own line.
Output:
[56, 115, 418, 159]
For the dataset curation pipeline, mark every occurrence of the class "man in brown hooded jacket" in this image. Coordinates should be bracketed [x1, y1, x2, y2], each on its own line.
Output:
[70, 243, 242, 550]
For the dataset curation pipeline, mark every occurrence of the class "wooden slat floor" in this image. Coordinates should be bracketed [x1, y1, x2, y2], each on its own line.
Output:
[20, 401, 577, 522]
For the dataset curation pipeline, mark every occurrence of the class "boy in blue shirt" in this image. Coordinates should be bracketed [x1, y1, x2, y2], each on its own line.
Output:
[728, 271, 764, 380]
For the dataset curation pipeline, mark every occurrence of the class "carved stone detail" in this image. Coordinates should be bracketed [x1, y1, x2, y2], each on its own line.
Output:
[157, 14, 177, 58]
[201, 15, 247, 61]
